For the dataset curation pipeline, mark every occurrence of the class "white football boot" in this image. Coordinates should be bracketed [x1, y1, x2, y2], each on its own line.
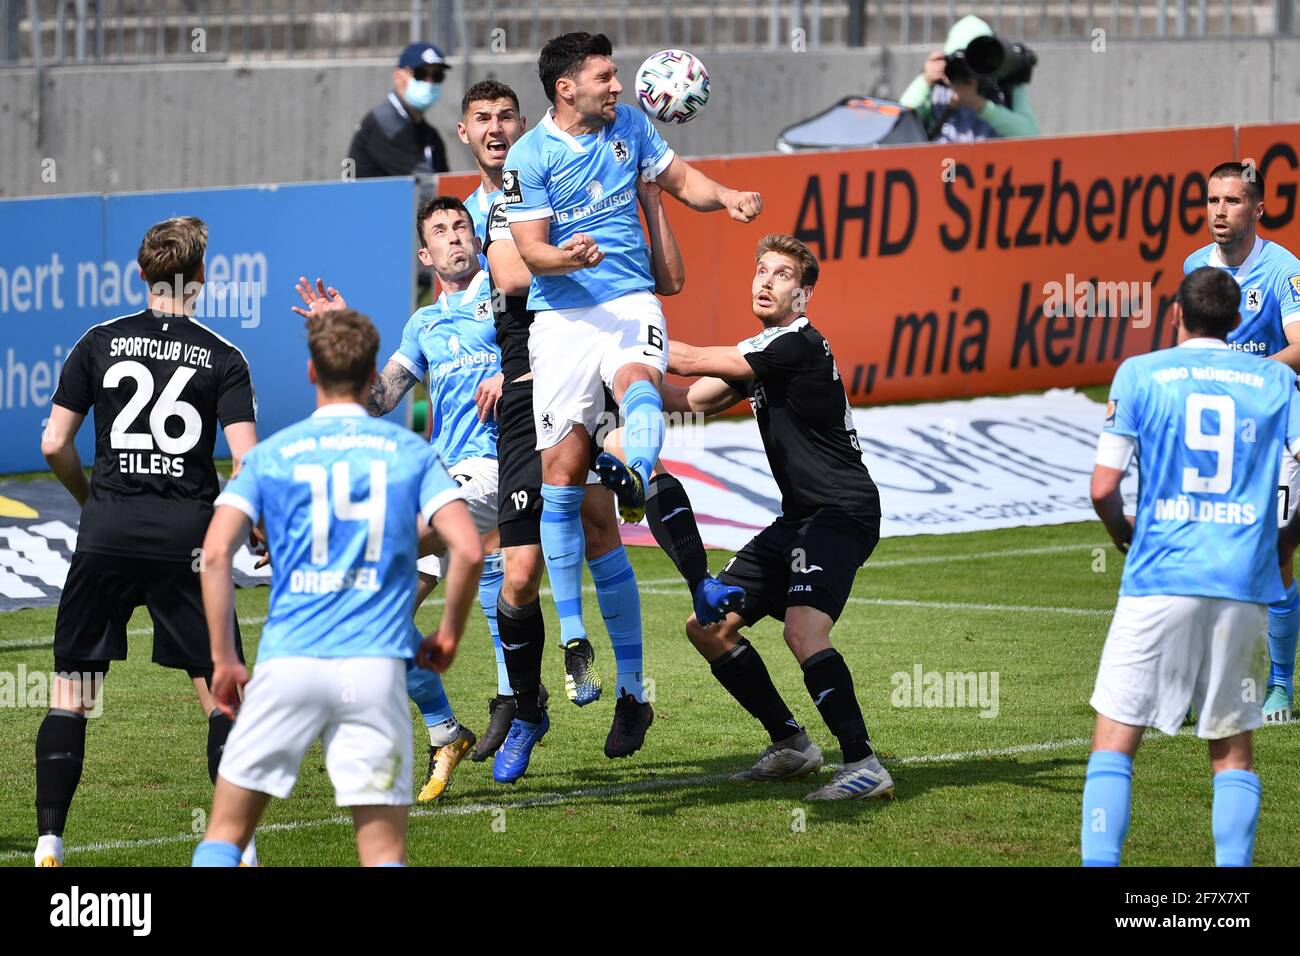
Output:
[731, 731, 824, 781]
[804, 754, 895, 801]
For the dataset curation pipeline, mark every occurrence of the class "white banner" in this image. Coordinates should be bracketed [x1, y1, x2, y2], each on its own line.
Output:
[1, 390, 1129, 609]
[621, 389, 1133, 552]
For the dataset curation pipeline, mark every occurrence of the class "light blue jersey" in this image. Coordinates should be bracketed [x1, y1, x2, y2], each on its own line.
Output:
[1105, 339, 1300, 604]
[501, 104, 675, 311]
[215, 404, 462, 661]
[1184, 237, 1300, 358]
[465, 183, 499, 248]
[391, 268, 501, 467]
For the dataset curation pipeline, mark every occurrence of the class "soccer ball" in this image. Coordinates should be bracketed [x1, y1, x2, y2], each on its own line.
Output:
[635, 49, 710, 125]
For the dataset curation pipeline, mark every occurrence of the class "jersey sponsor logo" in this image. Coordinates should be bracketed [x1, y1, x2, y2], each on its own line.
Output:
[108, 336, 214, 368]
[586, 181, 606, 202]
[554, 185, 635, 224]
[448, 334, 460, 355]
[1245, 288, 1263, 311]
[610, 139, 630, 163]
[432, 348, 497, 381]
[502, 169, 522, 204]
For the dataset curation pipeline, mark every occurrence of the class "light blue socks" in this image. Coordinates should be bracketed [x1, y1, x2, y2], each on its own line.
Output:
[541, 483, 587, 646]
[589, 546, 644, 701]
[1267, 581, 1299, 695]
[620, 379, 665, 490]
[1081, 750, 1133, 866]
[1212, 769, 1261, 867]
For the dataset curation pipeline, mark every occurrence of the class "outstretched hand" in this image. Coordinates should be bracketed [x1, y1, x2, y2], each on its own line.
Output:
[291, 276, 348, 318]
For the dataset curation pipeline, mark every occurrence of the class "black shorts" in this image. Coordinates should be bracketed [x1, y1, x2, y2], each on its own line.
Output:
[497, 379, 544, 549]
[495, 380, 616, 549]
[53, 551, 243, 676]
[718, 512, 879, 625]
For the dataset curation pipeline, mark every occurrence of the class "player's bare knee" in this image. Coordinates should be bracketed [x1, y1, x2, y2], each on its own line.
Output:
[503, 567, 540, 605]
[51, 674, 99, 714]
[782, 606, 834, 663]
[685, 613, 743, 661]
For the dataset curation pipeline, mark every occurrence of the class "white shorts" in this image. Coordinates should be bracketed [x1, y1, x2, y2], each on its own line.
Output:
[1091, 594, 1269, 740]
[529, 290, 668, 450]
[1278, 453, 1300, 526]
[218, 656, 412, 806]
[418, 456, 498, 577]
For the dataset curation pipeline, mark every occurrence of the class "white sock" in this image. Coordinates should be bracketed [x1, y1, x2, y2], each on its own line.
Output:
[428, 718, 460, 748]
[35, 834, 63, 866]
[240, 834, 258, 867]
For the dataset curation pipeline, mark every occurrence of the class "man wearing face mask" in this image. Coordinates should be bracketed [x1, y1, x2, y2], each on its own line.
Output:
[348, 42, 451, 182]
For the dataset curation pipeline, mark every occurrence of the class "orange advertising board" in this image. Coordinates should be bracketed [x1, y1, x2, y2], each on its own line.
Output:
[439, 123, 1300, 404]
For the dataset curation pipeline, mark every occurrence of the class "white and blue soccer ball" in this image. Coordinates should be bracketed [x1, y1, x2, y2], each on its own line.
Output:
[635, 49, 710, 125]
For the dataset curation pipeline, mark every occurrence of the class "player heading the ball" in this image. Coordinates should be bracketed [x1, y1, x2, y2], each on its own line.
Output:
[502, 31, 761, 700]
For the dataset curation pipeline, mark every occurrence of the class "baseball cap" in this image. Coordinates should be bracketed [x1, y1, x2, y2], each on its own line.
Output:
[398, 42, 452, 71]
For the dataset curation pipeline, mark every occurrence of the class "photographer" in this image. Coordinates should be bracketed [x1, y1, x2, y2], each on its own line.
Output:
[899, 15, 1039, 143]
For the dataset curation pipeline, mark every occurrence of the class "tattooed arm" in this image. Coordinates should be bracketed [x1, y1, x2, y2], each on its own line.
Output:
[367, 359, 420, 417]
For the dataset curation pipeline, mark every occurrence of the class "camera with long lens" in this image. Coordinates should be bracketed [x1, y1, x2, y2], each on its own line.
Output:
[944, 34, 1037, 88]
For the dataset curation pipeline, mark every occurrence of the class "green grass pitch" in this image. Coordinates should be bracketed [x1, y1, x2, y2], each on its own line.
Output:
[3, 519, 1299, 866]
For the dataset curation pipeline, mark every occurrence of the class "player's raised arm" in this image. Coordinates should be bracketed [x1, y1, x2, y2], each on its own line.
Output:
[667, 339, 755, 379]
[655, 155, 762, 223]
[41, 405, 90, 507]
[639, 178, 685, 296]
[367, 359, 420, 417]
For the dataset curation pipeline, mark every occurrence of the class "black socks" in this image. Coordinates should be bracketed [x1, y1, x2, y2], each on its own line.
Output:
[710, 639, 800, 743]
[35, 709, 87, 837]
[801, 648, 873, 763]
[499, 594, 546, 722]
[646, 473, 709, 594]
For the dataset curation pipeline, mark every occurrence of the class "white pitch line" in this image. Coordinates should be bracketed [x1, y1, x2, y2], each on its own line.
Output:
[847, 597, 1113, 617]
[0, 541, 1115, 651]
[0, 734, 1102, 862]
[865, 542, 1109, 569]
[0, 577, 1114, 651]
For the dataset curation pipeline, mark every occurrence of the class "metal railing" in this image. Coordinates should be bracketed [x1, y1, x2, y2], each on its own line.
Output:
[2, 0, 1296, 66]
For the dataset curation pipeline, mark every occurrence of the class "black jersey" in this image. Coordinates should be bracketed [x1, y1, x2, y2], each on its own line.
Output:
[51, 309, 257, 561]
[485, 196, 534, 383]
[731, 318, 880, 525]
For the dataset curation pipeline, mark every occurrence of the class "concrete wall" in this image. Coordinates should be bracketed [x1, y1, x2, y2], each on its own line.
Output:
[1, 39, 1297, 198]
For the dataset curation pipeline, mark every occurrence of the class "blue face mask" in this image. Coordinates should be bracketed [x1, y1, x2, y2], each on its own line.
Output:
[403, 78, 441, 113]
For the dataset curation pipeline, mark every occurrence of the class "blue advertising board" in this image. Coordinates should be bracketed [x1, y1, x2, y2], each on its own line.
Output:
[0, 178, 415, 473]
